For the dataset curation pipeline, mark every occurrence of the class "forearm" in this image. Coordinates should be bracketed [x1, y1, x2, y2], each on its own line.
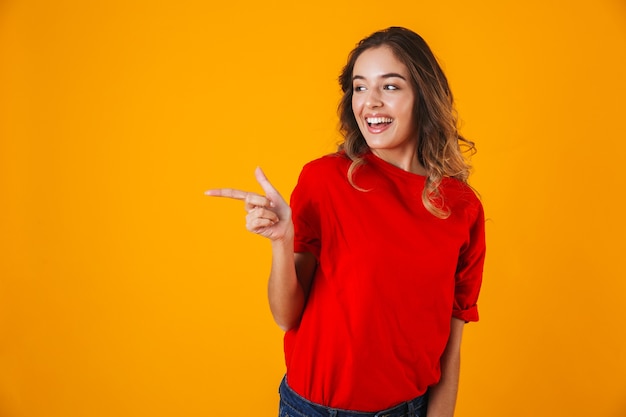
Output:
[267, 234, 305, 331]
[426, 351, 460, 417]
[426, 318, 464, 417]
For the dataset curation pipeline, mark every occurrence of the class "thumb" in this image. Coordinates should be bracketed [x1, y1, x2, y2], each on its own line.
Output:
[254, 167, 283, 205]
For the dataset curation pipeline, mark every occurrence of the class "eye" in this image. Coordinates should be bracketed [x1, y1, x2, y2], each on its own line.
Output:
[383, 84, 398, 91]
[353, 85, 366, 92]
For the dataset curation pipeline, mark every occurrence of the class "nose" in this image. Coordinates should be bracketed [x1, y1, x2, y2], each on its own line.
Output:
[365, 89, 382, 108]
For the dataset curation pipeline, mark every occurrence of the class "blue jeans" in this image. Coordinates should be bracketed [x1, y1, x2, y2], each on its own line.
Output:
[278, 377, 428, 417]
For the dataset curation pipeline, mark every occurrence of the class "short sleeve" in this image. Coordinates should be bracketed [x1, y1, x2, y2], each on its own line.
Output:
[290, 163, 321, 259]
[452, 201, 486, 322]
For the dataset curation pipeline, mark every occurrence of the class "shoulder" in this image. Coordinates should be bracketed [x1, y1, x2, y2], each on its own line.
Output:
[299, 152, 351, 179]
[292, 153, 353, 206]
[302, 152, 351, 170]
[441, 178, 483, 220]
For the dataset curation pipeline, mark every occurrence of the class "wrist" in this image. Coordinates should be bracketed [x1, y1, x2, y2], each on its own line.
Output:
[271, 225, 295, 247]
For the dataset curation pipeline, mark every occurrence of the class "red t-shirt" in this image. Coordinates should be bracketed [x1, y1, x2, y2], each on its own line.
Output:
[285, 151, 485, 412]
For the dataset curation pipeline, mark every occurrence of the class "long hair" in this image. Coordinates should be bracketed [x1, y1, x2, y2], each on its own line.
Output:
[337, 27, 476, 218]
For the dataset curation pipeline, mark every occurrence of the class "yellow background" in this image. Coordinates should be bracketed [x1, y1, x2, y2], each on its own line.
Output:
[1, 0, 625, 416]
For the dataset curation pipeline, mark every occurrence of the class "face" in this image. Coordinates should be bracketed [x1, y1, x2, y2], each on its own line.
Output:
[351, 46, 418, 165]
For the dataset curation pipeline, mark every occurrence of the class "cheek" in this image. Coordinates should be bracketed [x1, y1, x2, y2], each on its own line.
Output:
[394, 97, 415, 121]
[351, 95, 363, 115]
[404, 97, 415, 115]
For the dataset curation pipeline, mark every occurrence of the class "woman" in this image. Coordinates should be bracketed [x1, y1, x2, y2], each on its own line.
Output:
[206, 26, 485, 417]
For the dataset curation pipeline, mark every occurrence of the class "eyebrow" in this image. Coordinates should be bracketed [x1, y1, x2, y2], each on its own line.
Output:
[352, 73, 407, 81]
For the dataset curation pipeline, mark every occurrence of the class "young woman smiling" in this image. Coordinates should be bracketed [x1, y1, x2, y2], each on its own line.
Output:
[206, 27, 485, 417]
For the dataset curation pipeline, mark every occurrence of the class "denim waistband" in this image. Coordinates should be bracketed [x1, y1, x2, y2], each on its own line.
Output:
[278, 376, 427, 417]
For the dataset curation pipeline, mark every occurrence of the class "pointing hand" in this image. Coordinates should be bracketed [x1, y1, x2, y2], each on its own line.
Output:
[205, 167, 293, 241]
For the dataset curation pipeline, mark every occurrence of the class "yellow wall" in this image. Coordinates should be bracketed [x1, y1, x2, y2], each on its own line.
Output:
[1, 1, 625, 416]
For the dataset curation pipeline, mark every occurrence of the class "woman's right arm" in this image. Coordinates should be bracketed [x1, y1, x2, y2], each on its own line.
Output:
[268, 238, 316, 331]
[206, 167, 316, 331]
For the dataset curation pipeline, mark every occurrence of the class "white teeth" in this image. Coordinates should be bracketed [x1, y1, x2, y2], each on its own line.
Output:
[366, 117, 393, 124]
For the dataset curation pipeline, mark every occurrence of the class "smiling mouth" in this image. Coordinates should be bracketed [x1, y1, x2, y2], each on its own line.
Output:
[366, 117, 393, 127]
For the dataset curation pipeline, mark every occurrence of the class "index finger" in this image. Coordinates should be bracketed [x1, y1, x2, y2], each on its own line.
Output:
[205, 188, 270, 207]
[204, 188, 249, 201]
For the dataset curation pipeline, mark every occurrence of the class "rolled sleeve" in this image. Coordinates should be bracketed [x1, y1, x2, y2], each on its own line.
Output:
[452, 202, 486, 322]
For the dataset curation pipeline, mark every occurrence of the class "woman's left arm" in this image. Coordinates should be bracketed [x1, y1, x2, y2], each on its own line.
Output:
[426, 317, 465, 417]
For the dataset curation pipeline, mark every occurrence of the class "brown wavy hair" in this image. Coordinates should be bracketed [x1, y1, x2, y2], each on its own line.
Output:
[338, 26, 476, 218]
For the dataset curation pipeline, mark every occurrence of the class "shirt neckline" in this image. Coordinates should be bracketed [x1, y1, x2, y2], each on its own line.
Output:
[363, 151, 427, 183]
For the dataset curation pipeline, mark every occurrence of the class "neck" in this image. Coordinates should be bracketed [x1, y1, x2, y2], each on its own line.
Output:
[371, 149, 427, 176]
